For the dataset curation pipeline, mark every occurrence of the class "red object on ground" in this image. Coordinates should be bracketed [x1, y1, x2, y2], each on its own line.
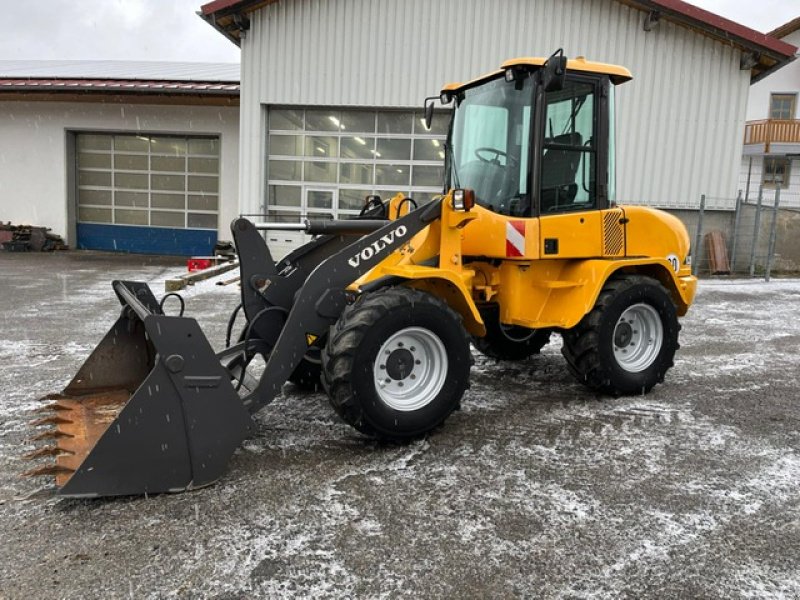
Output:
[187, 258, 215, 272]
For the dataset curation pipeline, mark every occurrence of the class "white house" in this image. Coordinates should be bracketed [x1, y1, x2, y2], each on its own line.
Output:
[0, 61, 240, 255]
[740, 16, 800, 206]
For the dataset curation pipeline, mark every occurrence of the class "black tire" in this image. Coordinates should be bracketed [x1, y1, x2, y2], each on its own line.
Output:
[288, 349, 323, 391]
[561, 273, 680, 396]
[322, 287, 471, 440]
[473, 305, 551, 360]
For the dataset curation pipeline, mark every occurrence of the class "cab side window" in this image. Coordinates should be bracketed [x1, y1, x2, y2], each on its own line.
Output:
[540, 80, 596, 214]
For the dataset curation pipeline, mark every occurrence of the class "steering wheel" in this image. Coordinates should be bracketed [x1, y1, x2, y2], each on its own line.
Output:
[475, 147, 517, 166]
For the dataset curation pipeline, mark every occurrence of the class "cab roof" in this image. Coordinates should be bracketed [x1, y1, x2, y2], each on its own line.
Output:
[441, 56, 633, 95]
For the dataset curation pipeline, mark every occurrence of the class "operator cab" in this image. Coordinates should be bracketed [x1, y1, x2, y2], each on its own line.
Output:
[437, 52, 631, 219]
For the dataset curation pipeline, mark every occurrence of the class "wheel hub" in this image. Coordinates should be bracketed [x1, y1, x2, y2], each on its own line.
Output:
[373, 327, 448, 411]
[385, 348, 414, 380]
[614, 322, 633, 347]
[612, 303, 664, 373]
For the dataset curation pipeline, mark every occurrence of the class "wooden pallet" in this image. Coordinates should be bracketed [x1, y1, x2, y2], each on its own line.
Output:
[704, 230, 730, 275]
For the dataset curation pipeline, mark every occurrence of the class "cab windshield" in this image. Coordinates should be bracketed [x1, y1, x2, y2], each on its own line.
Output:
[447, 74, 533, 216]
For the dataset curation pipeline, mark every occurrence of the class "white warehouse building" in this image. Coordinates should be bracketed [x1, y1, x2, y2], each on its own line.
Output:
[201, 0, 795, 256]
[0, 1, 795, 257]
[0, 62, 240, 255]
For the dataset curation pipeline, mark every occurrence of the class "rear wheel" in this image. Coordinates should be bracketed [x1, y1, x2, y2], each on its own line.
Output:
[473, 305, 551, 360]
[322, 287, 471, 440]
[561, 274, 679, 395]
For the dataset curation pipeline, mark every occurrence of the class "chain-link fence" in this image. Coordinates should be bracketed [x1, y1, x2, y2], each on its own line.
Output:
[661, 187, 800, 279]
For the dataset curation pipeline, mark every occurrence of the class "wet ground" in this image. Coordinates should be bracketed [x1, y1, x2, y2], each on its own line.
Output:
[1, 251, 799, 598]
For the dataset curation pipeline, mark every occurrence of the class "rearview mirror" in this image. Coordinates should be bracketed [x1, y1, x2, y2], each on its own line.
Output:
[423, 97, 436, 131]
[543, 48, 567, 92]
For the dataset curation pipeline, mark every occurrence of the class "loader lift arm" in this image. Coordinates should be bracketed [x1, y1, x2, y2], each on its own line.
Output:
[235, 199, 443, 414]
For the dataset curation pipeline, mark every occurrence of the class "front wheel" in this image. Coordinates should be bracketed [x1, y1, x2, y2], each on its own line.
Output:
[322, 287, 471, 440]
[561, 274, 680, 395]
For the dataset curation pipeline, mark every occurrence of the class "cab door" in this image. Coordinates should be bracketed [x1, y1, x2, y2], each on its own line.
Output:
[537, 76, 608, 258]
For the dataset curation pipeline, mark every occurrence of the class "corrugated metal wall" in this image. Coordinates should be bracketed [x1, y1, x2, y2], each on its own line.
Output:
[238, 0, 750, 215]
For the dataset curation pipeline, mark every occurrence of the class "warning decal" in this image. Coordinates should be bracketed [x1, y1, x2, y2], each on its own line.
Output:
[505, 220, 526, 257]
[305, 333, 318, 346]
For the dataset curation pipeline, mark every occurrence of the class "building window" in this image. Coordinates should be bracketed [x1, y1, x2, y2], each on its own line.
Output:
[763, 157, 791, 188]
[770, 94, 796, 120]
[265, 107, 450, 222]
[76, 133, 220, 229]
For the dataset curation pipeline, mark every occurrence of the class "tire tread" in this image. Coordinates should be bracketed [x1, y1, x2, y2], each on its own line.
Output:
[322, 286, 470, 439]
[561, 273, 680, 396]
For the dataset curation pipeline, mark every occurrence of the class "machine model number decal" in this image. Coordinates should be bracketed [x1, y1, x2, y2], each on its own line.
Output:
[347, 225, 408, 268]
[506, 221, 526, 257]
[666, 253, 680, 273]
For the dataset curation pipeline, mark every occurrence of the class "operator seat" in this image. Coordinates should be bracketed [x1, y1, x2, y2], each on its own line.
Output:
[540, 132, 582, 213]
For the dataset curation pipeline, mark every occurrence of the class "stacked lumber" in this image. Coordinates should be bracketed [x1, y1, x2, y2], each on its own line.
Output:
[704, 230, 730, 275]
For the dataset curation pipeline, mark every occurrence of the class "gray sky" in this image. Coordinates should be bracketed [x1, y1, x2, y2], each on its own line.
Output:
[0, 0, 796, 64]
[691, 0, 797, 34]
[0, 0, 241, 63]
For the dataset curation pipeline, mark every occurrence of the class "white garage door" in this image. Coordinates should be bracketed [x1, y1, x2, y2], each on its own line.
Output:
[75, 133, 220, 254]
[264, 107, 449, 257]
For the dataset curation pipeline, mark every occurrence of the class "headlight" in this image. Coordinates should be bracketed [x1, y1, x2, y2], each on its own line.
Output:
[452, 189, 475, 212]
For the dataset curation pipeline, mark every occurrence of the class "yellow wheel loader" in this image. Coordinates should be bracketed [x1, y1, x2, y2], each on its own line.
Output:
[25, 51, 697, 497]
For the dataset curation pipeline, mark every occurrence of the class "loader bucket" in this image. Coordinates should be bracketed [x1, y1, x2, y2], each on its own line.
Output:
[24, 281, 253, 497]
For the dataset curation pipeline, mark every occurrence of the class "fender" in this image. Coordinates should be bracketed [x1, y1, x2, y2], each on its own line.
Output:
[556, 257, 697, 320]
[364, 264, 486, 337]
[497, 257, 697, 331]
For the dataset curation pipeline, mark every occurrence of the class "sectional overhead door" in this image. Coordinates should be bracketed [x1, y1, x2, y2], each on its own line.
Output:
[264, 107, 448, 257]
[75, 133, 220, 255]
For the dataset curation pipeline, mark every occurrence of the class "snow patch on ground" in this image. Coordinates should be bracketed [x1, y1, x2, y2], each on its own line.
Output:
[2, 259, 800, 597]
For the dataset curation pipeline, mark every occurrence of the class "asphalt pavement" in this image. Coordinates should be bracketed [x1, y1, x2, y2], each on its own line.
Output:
[1, 251, 798, 598]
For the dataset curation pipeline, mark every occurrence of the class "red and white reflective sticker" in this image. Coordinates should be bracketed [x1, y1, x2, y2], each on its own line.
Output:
[505, 220, 526, 257]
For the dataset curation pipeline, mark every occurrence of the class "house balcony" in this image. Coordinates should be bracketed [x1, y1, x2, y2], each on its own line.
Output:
[743, 119, 800, 156]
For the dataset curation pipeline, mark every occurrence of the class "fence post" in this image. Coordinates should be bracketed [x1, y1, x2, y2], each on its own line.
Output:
[765, 187, 781, 282]
[692, 194, 705, 276]
[749, 186, 764, 278]
[730, 190, 742, 273]
[744, 156, 753, 201]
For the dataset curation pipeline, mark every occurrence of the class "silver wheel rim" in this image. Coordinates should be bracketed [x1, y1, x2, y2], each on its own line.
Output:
[612, 303, 663, 373]
[373, 326, 448, 411]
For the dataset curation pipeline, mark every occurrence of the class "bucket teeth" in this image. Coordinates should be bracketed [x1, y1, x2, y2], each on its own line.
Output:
[24, 388, 132, 489]
[22, 464, 74, 478]
[34, 402, 72, 414]
[23, 446, 72, 459]
[31, 429, 74, 441]
[37, 393, 67, 403]
[30, 415, 73, 427]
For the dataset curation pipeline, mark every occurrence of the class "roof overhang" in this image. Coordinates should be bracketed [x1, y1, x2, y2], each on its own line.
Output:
[198, 0, 277, 45]
[199, 0, 798, 82]
[768, 16, 800, 41]
[0, 79, 240, 105]
[617, 0, 797, 82]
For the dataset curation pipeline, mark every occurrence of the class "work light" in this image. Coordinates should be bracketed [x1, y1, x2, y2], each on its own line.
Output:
[452, 189, 475, 212]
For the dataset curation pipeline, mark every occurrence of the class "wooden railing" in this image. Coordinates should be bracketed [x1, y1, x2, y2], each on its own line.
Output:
[744, 119, 800, 151]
